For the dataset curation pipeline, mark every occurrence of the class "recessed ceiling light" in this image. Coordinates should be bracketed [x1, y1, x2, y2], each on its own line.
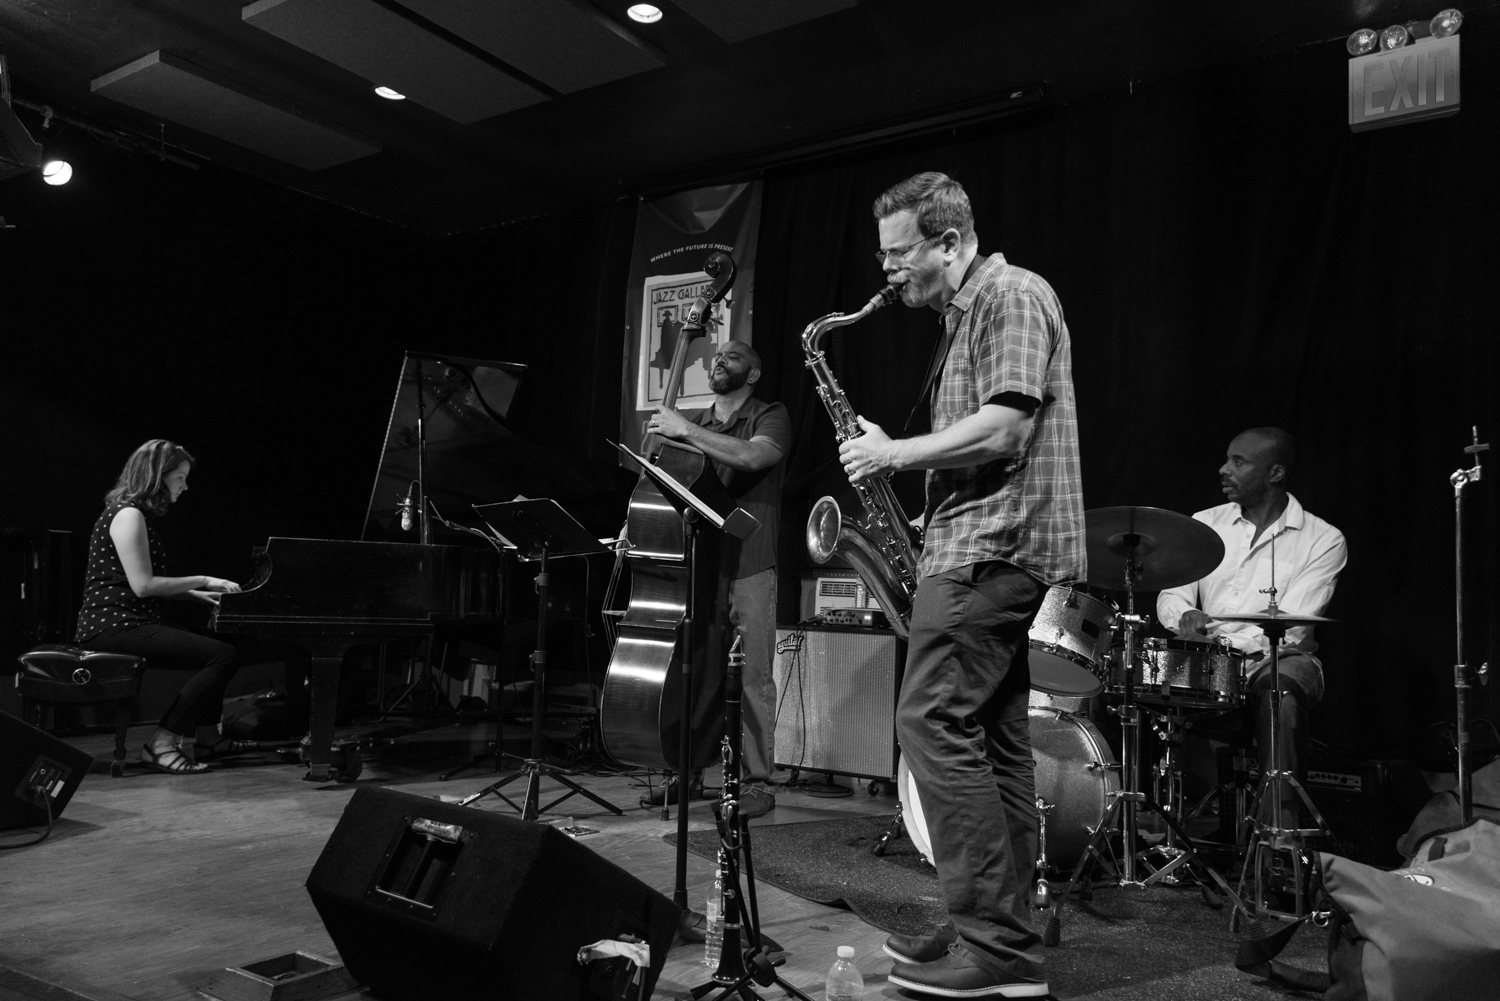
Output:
[627, 4, 662, 24]
[373, 85, 406, 101]
[41, 160, 72, 186]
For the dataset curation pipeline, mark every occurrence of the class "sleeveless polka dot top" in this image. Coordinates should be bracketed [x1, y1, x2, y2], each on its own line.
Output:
[75, 500, 165, 643]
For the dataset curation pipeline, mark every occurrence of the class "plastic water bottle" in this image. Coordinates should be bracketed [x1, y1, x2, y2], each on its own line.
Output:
[702, 877, 724, 967]
[825, 945, 863, 1000]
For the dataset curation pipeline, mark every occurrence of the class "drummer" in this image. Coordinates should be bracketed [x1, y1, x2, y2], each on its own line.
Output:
[1156, 428, 1347, 828]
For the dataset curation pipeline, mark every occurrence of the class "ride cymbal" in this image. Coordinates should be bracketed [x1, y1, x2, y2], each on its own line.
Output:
[1084, 505, 1225, 592]
[1211, 610, 1336, 625]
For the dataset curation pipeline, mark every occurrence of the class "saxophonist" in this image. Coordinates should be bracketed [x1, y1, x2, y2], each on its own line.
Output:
[840, 173, 1084, 999]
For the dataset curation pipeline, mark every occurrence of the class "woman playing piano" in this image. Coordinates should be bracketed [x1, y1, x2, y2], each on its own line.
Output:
[74, 440, 250, 774]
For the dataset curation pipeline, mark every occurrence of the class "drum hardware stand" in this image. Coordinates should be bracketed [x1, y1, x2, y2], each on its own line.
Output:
[1045, 535, 1247, 946]
[1450, 426, 1490, 823]
[458, 499, 622, 819]
[1231, 593, 1332, 925]
[687, 637, 811, 1001]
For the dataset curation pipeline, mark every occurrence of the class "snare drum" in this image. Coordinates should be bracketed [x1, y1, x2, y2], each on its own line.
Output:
[898, 708, 1119, 871]
[1027, 586, 1116, 697]
[1114, 637, 1246, 708]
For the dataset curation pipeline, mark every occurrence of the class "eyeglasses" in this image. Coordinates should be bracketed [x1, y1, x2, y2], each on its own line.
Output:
[874, 234, 940, 264]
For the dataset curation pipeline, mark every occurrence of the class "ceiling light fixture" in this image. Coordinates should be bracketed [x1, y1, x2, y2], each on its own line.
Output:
[41, 159, 71, 185]
[627, 4, 663, 24]
[373, 85, 406, 101]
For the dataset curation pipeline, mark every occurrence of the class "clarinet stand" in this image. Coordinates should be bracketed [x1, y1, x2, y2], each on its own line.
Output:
[690, 636, 815, 1001]
[458, 499, 622, 819]
[1225, 597, 1334, 924]
[1045, 520, 1247, 945]
[1450, 426, 1490, 823]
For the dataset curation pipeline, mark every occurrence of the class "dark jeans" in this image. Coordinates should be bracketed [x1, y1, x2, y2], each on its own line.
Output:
[84, 624, 239, 736]
[896, 560, 1046, 976]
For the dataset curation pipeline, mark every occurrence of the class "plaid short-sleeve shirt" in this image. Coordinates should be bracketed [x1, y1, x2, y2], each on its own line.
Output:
[921, 253, 1086, 584]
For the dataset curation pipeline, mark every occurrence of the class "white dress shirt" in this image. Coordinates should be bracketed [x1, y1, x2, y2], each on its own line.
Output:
[1157, 494, 1347, 668]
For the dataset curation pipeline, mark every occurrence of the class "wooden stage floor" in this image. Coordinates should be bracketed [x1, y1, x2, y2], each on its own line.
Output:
[0, 722, 1302, 1001]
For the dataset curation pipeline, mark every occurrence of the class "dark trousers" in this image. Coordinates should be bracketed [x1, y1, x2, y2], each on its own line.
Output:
[85, 624, 239, 736]
[896, 560, 1046, 976]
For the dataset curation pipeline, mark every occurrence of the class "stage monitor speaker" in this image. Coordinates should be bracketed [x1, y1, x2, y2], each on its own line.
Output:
[773, 625, 902, 780]
[305, 787, 679, 1001]
[0, 710, 94, 831]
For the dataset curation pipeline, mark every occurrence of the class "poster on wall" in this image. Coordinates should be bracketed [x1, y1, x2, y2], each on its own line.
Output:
[619, 181, 761, 452]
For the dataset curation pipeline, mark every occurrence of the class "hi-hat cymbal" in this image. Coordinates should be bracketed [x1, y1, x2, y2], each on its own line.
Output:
[1212, 610, 1336, 625]
[1085, 505, 1225, 592]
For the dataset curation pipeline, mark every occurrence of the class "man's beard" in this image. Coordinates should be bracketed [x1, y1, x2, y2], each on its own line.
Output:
[709, 366, 747, 393]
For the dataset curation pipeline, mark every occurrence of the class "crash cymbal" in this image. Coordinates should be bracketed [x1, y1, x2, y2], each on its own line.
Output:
[1212, 610, 1336, 625]
[1085, 505, 1225, 592]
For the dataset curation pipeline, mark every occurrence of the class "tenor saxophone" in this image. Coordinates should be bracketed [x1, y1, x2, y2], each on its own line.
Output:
[803, 285, 922, 639]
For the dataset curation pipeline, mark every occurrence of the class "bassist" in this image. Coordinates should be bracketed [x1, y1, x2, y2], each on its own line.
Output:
[644, 339, 790, 820]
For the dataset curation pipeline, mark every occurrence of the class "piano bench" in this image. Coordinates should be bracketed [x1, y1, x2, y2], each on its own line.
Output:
[15, 645, 146, 778]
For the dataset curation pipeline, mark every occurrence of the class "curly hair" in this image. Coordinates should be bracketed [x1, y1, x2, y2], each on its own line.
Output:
[105, 439, 196, 516]
[872, 172, 977, 247]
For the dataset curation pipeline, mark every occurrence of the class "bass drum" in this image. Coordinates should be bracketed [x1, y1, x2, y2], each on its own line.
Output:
[899, 707, 1118, 872]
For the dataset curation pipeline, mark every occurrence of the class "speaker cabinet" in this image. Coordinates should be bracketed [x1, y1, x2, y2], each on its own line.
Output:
[305, 787, 679, 1001]
[773, 625, 903, 780]
[0, 710, 94, 831]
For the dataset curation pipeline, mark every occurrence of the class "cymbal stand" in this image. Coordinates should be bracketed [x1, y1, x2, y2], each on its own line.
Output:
[1232, 596, 1330, 924]
[1450, 426, 1490, 823]
[1045, 535, 1246, 944]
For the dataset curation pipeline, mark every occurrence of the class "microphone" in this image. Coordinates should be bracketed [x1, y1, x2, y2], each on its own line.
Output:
[399, 482, 417, 531]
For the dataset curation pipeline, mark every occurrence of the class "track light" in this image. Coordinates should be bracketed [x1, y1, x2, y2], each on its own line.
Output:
[41, 159, 71, 185]
[373, 85, 406, 101]
[627, 5, 662, 24]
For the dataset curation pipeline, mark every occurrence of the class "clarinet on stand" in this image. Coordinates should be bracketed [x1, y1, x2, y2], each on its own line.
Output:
[688, 635, 814, 1001]
[1450, 426, 1490, 823]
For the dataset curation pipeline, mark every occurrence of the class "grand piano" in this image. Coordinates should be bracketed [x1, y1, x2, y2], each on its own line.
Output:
[211, 353, 634, 781]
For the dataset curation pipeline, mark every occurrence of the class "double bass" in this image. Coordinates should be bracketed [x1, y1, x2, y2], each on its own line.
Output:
[599, 252, 744, 770]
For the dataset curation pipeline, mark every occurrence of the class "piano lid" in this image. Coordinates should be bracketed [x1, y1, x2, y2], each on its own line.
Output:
[363, 352, 634, 541]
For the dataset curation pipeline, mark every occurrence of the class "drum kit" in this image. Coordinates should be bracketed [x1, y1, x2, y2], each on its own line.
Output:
[891, 504, 1338, 937]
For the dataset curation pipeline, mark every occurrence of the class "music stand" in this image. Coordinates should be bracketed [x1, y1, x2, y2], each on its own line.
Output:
[458, 498, 623, 819]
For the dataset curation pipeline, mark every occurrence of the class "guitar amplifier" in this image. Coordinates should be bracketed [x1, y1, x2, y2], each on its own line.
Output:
[772, 626, 903, 781]
[1303, 752, 1431, 867]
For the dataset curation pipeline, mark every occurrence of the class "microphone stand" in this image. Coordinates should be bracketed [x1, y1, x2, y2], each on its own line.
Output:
[1450, 426, 1490, 823]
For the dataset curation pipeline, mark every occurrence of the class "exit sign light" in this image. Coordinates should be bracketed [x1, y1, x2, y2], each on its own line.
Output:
[1349, 35, 1460, 132]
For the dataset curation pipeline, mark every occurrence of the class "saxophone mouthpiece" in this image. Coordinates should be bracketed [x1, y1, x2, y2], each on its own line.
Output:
[871, 284, 901, 310]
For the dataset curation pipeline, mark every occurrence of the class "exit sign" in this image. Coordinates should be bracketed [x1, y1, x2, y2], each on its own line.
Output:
[1348, 35, 1460, 132]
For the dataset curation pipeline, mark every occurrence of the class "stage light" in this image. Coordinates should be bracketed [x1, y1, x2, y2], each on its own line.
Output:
[1346, 27, 1379, 55]
[41, 159, 71, 185]
[373, 85, 406, 101]
[627, 4, 662, 23]
[1379, 24, 1411, 49]
[1431, 8, 1464, 36]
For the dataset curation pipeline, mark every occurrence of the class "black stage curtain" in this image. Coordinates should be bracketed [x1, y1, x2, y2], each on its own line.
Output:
[751, 37, 1499, 758]
[4, 35, 1494, 758]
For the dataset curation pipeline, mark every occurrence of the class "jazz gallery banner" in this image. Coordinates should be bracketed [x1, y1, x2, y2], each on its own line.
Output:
[619, 181, 762, 452]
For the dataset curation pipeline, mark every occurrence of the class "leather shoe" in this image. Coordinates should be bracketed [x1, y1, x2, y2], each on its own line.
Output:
[740, 787, 775, 819]
[887, 943, 1047, 998]
[883, 925, 957, 964]
[641, 771, 704, 808]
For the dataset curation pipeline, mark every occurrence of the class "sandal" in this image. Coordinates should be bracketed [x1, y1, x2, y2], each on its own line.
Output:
[139, 743, 210, 774]
[193, 737, 262, 761]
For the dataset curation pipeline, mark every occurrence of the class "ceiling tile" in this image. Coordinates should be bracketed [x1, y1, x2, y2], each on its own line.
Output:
[399, 0, 662, 94]
[242, 0, 547, 124]
[672, 0, 857, 43]
[90, 51, 381, 171]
